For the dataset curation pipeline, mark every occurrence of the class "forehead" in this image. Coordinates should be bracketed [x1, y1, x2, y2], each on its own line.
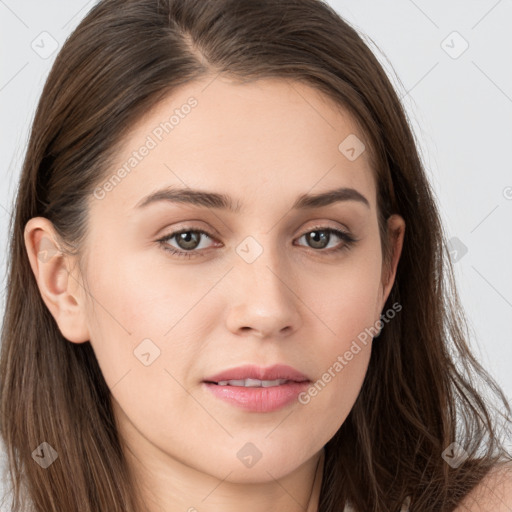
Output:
[95, 76, 377, 213]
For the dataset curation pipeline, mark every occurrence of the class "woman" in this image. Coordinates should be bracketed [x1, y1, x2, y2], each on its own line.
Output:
[1, 0, 511, 510]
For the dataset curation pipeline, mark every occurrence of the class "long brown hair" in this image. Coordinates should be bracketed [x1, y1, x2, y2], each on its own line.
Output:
[1, 0, 511, 510]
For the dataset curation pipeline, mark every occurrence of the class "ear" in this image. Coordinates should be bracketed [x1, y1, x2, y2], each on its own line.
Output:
[378, 213, 405, 312]
[23, 217, 90, 343]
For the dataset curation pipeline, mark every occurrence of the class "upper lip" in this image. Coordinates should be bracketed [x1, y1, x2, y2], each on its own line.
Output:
[203, 364, 310, 383]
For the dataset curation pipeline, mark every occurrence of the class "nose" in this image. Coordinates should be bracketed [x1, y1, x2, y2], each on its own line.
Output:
[224, 251, 303, 339]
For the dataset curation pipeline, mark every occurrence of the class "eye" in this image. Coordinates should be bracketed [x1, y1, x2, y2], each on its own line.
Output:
[295, 227, 357, 253]
[157, 228, 217, 258]
[157, 225, 358, 259]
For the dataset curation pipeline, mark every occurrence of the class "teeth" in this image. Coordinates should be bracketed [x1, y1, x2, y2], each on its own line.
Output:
[261, 379, 289, 387]
[217, 378, 289, 387]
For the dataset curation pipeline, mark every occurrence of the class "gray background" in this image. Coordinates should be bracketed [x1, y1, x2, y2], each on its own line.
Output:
[1, 0, 511, 502]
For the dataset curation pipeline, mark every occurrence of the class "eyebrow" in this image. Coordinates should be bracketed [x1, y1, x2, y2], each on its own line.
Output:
[135, 185, 370, 212]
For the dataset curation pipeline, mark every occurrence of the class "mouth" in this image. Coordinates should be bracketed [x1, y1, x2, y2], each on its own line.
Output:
[202, 364, 311, 412]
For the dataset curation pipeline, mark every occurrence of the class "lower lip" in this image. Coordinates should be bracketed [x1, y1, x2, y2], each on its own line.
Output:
[203, 381, 310, 413]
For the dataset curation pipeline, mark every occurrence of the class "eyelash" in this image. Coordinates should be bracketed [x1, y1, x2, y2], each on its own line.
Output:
[156, 225, 358, 259]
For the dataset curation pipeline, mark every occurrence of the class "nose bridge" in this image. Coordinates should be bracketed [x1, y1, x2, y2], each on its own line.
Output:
[235, 233, 289, 301]
[225, 232, 302, 337]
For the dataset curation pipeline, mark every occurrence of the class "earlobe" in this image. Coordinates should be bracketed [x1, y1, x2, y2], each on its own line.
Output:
[23, 217, 90, 344]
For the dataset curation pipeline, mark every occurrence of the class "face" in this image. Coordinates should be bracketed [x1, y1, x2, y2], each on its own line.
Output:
[29, 77, 404, 488]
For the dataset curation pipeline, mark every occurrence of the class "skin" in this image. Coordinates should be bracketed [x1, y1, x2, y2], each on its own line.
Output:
[458, 464, 512, 512]
[24, 76, 406, 512]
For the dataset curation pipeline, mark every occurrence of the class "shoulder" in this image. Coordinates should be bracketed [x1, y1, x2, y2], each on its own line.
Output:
[455, 462, 512, 511]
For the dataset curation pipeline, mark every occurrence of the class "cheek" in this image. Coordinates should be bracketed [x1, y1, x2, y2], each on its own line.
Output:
[81, 246, 212, 397]
[83, 245, 193, 337]
[290, 297, 374, 452]
[296, 296, 375, 444]
[80, 249, 168, 388]
[304, 249, 383, 341]
[293, 247, 381, 433]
